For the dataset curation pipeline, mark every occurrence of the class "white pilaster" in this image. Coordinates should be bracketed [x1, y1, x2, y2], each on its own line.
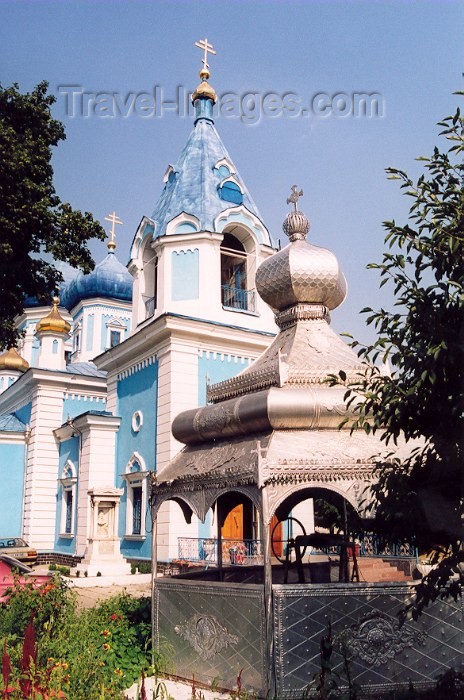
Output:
[23, 386, 63, 549]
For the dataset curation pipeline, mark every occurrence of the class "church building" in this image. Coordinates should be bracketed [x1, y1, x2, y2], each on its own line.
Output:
[0, 48, 279, 571]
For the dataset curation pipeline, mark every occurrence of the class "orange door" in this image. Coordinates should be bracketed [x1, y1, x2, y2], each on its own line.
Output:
[271, 515, 283, 557]
[222, 504, 243, 540]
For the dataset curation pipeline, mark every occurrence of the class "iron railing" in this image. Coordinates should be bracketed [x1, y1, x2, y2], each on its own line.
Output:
[178, 537, 264, 566]
[178, 534, 416, 566]
[358, 534, 417, 558]
[221, 285, 256, 313]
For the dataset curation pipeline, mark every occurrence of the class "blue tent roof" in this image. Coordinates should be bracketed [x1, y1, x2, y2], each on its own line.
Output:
[61, 252, 132, 312]
[150, 118, 262, 237]
[0, 413, 26, 432]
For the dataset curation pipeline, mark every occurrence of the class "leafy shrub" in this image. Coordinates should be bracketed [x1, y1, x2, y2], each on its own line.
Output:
[0, 581, 155, 699]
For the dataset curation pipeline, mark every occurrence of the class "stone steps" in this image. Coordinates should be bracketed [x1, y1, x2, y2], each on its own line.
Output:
[355, 558, 412, 583]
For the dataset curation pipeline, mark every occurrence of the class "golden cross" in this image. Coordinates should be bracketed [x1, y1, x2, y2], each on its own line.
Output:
[195, 38, 216, 71]
[104, 211, 123, 250]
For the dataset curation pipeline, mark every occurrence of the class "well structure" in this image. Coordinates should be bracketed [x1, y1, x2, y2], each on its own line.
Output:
[150, 196, 462, 697]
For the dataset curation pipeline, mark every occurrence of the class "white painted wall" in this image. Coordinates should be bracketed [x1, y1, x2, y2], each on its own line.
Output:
[23, 386, 63, 549]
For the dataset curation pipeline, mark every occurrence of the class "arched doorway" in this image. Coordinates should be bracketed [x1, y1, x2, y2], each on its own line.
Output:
[271, 486, 362, 583]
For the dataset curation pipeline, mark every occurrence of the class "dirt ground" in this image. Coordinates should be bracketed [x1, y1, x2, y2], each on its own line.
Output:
[73, 581, 151, 608]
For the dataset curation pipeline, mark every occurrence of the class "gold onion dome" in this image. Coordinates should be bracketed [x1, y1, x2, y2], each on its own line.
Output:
[192, 71, 217, 103]
[255, 186, 347, 315]
[0, 347, 29, 373]
[36, 297, 71, 334]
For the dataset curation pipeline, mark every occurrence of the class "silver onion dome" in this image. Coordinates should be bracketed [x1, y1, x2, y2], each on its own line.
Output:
[255, 186, 347, 314]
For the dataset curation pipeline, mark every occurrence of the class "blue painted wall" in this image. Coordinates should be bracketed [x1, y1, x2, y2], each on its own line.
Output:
[62, 395, 106, 422]
[116, 358, 158, 560]
[172, 249, 199, 301]
[0, 443, 25, 536]
[15, 402, 32, 425]
[197, 350, 253, 540]
[54, 437, 79, 553]
[198, 351, 252, 406]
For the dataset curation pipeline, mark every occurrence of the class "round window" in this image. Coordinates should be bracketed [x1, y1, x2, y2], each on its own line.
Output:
[132, 410, 143, 433]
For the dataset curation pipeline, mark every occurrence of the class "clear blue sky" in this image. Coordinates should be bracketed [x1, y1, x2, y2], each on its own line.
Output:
[1, 1, 462, 343]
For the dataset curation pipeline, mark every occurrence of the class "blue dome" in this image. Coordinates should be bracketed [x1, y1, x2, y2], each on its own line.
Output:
[61, 252, 133, 311]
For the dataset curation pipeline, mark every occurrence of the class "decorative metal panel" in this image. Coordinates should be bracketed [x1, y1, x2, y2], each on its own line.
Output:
[154, 578, 266, 693]
[273, 583, 463, 699]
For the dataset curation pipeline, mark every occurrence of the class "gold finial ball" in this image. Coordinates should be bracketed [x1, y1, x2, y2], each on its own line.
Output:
[52, 296, 60, 306]
[107, 240, 117, 251]
[199, 67, 210, 81]
[283, 211, 310, 242]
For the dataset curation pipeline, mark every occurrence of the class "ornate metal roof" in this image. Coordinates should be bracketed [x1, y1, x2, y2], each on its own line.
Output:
[153, 188, 416, 507]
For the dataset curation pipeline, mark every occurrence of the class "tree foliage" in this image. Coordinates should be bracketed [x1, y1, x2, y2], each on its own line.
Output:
[0, 81, 105, 350]
[339, 101, 463, 616]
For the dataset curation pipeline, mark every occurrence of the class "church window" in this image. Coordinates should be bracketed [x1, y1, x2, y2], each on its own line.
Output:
[52, 339, 58, 354]
[65, 490, 73, 534]
[220, 233, 255, 312]
[218, 181, 243, 205]
[59, 461, 77, 537]
[124, 453, 148, 539]
[105, 319, 127, 350]
[217, 164, 230, 178]
[131, 410, 143, 433]
[132, 487, 142, 535]
[110, 330, 121, 347]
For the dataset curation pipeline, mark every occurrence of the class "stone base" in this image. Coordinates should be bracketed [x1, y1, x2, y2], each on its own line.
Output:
[76, 560, 131, 577]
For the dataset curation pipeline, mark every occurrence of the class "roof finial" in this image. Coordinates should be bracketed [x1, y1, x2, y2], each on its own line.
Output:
[287, 185, 304, 212]
[283, 185, 310, 242]
[195, 37, 216, 80]
[104, 211, 123, 252]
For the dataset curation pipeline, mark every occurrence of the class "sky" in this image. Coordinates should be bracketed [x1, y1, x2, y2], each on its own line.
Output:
[1, 1, 462, 344]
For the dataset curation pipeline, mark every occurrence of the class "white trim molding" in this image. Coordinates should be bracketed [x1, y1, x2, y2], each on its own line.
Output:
[131, 410, 143, 433]
[59, 459, 77, 537]
[122, 453, 148, 538]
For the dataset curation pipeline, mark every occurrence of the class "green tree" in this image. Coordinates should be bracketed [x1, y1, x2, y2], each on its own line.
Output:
[0, 81, 105, 350]
[339, 102, 463, 617]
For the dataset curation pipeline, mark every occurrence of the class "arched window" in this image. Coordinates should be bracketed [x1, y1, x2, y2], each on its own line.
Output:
[123, 453, 149, 538]
[59, 461, 77, 537]
[220, 233, 254, 312]
[218, 181, 243, 205]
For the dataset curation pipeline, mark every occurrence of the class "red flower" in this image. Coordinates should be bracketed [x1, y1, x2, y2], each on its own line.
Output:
[1, 641, 15, 699]
[110, 613, 117, 621]
[20, 613, 37, 696]
[140, 668, 147, 700]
